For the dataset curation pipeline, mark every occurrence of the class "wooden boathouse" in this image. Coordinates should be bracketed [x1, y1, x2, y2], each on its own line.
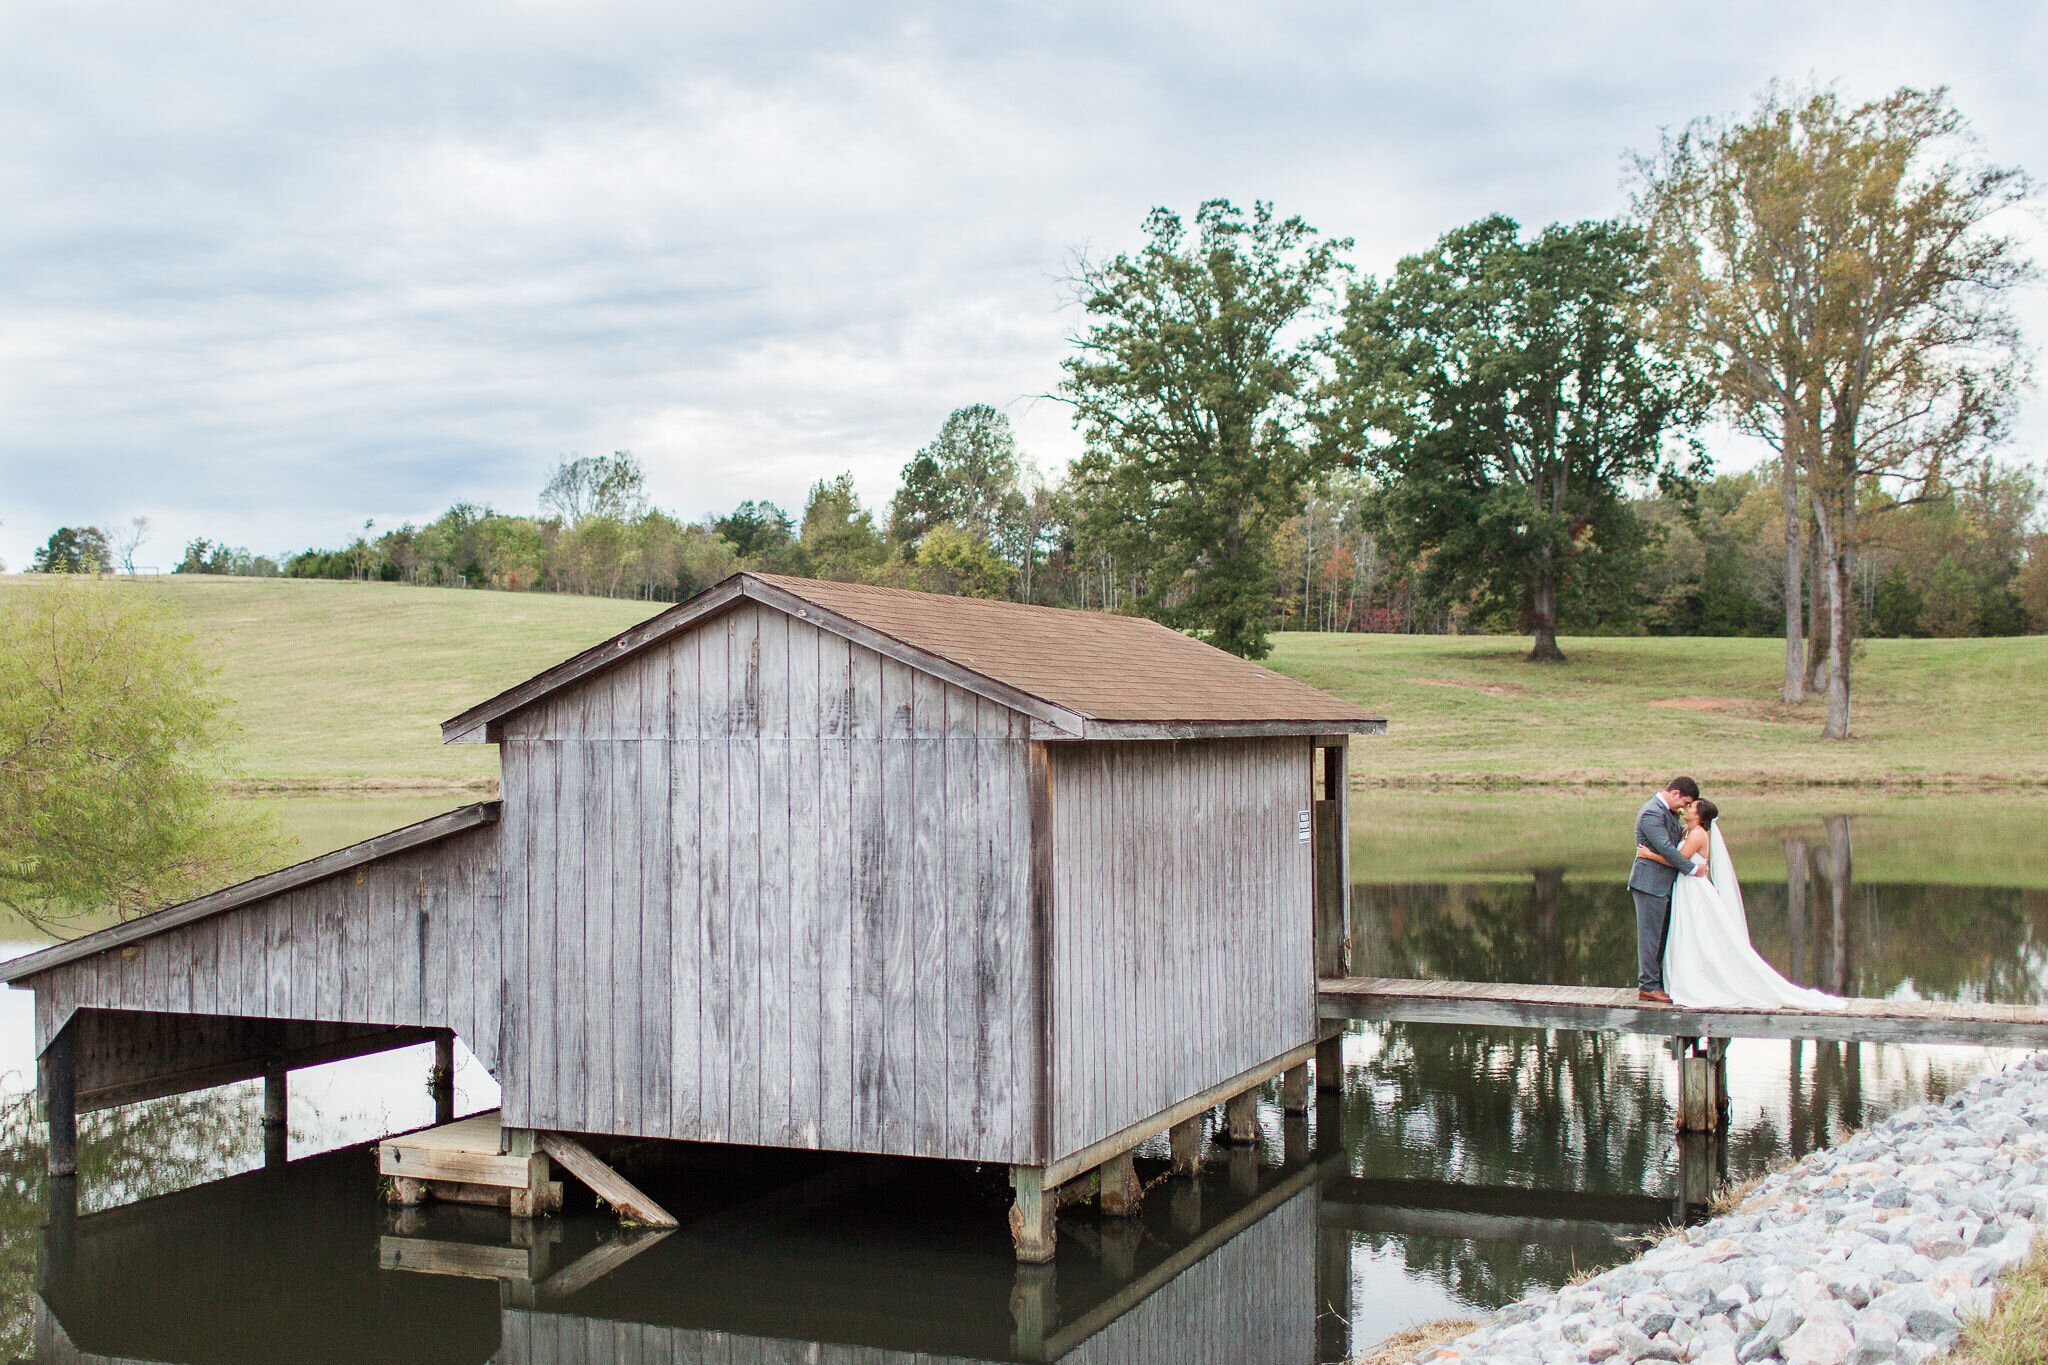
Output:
[6, 572, 1382, 1258]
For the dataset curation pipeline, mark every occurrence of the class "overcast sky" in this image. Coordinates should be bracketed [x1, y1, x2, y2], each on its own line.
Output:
[1, 1, 2041, 571]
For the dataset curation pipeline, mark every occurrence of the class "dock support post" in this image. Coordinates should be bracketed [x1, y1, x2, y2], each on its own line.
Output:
[1009, 1167, 1057, 1264]
[1099, 1217, 1141, 1280]
[1282, 1062, 1310, 1114]
[1676, 1038, 1727, 1133]
[1228, 1144, 1258, 1197]
[262, 1058, 287, 1128]
[1009, 1263, 1055, 1356]
[430, 1031, 455, 1127]
[503, 1128, 554, 1219]
[1169, 1115, 1203, 1176]
[1099, 1151, 1141, 1217]
[43, 1021, 77, 1179]
[1317, 1220, 1353, 1365]
[1316, 1091, 1346, 1157]
[1315, 1029, 1345, 1093]
[1171, 1179, 1202, 1237]
[1283, 1113, 1310, 1168]
[43, 1164, 78, 1298]
[1224, 1090, 1260, 1145]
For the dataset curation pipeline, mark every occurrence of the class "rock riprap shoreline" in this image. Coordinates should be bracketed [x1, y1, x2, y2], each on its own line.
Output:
[1416, 1053, 2048, 1364]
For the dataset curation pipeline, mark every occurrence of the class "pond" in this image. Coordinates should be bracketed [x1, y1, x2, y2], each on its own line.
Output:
[4, 791, 2044, 1362]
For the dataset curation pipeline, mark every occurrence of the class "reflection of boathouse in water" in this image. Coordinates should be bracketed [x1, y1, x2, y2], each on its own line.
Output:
[6, 573, 1381, 1258]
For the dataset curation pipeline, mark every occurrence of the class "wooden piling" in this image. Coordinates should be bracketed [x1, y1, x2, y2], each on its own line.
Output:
[1282, 1062, 1310, 1114]
[431, 1030, 456, 1127]
[504, 1128, 555, 1220]
[1224, 1090, 1261, 1145]
[1008, 1263, 1055, 1356]
[1099, 1151, 1141, 1217]
[1317, 1221, 1353, 1364]
[1313, 743, 1350, 979]
[44, 1022, 76, 1179]
[1009, 1167, 1057, 1264]
[1168, 1116, 1203, 1176]
[1228, 1145, 1258, 1197]
[1676, 1039, 1724, 1133]
[262, 1058, 287, 1128]
[1315, 1031, 1344, 1093]
[1170, 1180, 1201, 1237]
[1283, 1114, 1310, 1168]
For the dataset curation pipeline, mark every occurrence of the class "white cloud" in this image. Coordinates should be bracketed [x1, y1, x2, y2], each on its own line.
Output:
[0, 0, 2041, 569]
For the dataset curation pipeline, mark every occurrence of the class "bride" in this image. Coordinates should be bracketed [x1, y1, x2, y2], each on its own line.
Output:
[1637, 800, 1845, 1012]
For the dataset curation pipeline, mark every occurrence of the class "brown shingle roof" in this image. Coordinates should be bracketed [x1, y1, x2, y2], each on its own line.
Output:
[750, 575, 1381, 726]
[443, 573, 1384, 739]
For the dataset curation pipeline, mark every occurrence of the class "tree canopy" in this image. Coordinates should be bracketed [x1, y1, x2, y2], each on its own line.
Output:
[1329, 215, 1707, 661]
[1638, 84, 2033, 735]
[0, 579, 277, 929]
[1062, 199, 1352, 657]
[31, 526, 111, 574]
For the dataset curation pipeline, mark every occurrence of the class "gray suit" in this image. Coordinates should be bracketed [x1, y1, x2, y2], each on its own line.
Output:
[1629, 795, 1692, 991]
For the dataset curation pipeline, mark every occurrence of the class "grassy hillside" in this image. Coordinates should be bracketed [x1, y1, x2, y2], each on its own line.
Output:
[4, 575, 2040, 789]
[1272, 632, 2048, 788]
[1, 574, 661, 787]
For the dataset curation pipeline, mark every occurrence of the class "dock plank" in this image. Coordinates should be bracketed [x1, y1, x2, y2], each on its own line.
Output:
[1317, 977, 2048, 1047]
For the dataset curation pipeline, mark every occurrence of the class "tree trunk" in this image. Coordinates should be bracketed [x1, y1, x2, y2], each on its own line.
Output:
[1813, 497, 1854, 740]
[1527, 561, 1565, 662]
[1804, 515, 1829, 695]
[1781, 439, 1805, 703]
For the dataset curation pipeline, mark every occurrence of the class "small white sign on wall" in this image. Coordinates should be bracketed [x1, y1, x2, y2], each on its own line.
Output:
[1296, 809, 1312, 843]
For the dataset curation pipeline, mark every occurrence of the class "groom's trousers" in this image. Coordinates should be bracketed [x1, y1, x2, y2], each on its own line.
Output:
[1632, 888, 1673, 991]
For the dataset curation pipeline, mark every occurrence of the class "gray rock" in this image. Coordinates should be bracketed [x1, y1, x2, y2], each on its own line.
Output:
[1740, 1298, 1800, 1361]
[1869, 1286, 1960, 1343]
[1845, 1315, 1900, 1365]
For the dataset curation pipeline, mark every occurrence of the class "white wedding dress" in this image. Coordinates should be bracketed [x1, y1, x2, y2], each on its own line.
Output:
[1663, 825, 1846, 1011]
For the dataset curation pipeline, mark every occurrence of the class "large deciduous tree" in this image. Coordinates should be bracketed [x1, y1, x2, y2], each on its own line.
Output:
[1061, 200, 1351, 658]
[887, 405, 1025, 548]
[1328, 215, 1706, 662]
[0, 578, 277, 929]
[31, 526, 111, 575]
[1638, 85, 2032, 737]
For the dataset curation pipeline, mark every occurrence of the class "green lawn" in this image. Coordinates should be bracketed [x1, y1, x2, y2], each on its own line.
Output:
[5, 575, 2041, 789]
[1272, 631, 2048, 788]
[1, 574, 662, 787]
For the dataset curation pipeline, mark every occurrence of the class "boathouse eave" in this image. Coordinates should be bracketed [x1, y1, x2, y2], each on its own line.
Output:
[0, 802, 501, 988]
[437, 572, 1386, 746]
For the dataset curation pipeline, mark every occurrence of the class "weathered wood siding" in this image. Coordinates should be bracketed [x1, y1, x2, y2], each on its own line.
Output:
[30, 824, 503, 1081]
[1044, 739, 1315, 1163]
[499, 600, 1040, 1164]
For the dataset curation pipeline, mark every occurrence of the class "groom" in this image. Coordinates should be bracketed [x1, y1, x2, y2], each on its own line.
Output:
[1630, 776, 1706, 1003]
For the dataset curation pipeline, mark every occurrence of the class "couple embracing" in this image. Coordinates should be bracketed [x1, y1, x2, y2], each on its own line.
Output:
[1629, 777, 1844, 1012]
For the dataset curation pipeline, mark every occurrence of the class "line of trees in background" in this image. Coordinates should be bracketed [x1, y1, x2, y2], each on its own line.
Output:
[17, 81, 2039, 740]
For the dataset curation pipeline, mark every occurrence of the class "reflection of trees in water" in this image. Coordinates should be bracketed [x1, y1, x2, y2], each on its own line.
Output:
[0, 1086, 257, 1357]
[1355, 822, 2048, 1005]
[1354, 871, 1634, 986]
[1337, 1022, 1672, 1308]
[1334, 1012, 2008, 1312]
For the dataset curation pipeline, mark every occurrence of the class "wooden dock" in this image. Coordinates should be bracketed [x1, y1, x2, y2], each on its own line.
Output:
[1317, 977, 2048, 1048]
[381, 1111, 677, 1226]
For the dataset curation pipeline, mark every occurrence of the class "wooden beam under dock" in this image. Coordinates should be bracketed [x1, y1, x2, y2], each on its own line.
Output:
[1318, 977, 2048, 1047]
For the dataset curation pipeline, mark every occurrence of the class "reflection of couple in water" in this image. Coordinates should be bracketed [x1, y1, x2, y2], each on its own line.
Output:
[1629, 777, 1844, 1011]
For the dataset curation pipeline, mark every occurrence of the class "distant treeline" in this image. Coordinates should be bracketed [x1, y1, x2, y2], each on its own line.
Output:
[1279, 462, 2046, 641]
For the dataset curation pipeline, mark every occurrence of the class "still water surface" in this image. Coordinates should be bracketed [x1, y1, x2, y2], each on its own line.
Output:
[6, 793, 2043, 1362]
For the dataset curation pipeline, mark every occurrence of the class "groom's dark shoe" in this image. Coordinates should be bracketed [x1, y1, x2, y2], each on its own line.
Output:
[1638, 988, 1673, 1004]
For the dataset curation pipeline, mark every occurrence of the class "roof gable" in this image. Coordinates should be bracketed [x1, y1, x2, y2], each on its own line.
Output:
[442, 574, 1384, 743]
